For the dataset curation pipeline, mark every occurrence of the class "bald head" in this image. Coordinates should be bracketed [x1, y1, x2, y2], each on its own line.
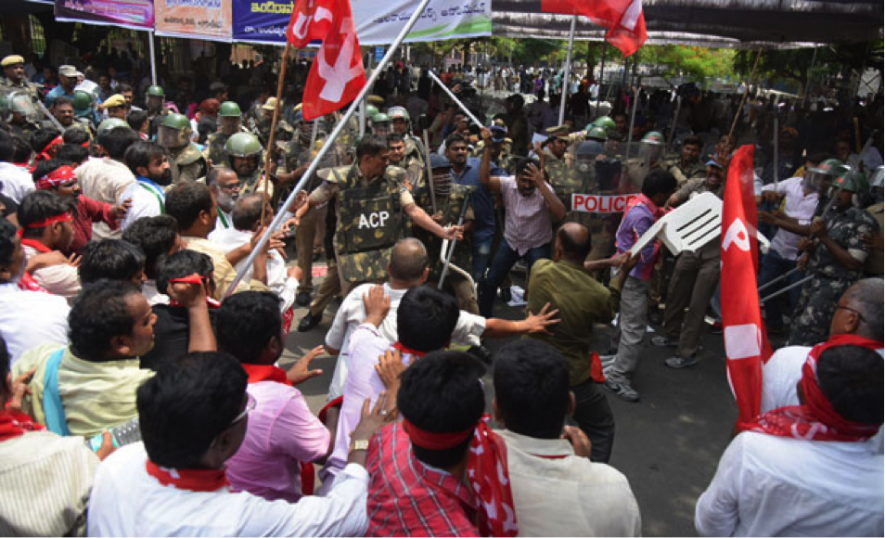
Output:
[232, 193, 270, 231]
[556, 222, 591, 263]
[837, 278, 884, 341]
[389, 238, 429, 284]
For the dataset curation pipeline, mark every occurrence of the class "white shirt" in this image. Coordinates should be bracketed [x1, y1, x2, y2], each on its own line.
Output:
[208, 208, 233, 238]
[87, 442, 370, 537]
[0, 162, 35, 203]
[498, 429, 642, 537]
[695, 431, 883, 537]
[21, 244, 81, 303]
[0, 283, 70, 363]
[761, 176, 818, 260]
[142, 279, 169, 306]
[209, 227, 297, 312]
[76, 158, 135, 239]
[324, 282, 486, 400]
[118, 179, 165, 231]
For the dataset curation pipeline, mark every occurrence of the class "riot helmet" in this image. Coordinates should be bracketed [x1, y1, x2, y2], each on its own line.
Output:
[225, 132, 263, 177]
[158, 113, 193, 149]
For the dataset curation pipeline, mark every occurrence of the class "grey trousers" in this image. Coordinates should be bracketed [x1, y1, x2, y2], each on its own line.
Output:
[608, 276, 650, 384]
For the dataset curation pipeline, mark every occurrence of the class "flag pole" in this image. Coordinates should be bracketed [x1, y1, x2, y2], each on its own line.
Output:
[558, 15, 577, 125]
[428, 70, 483, 127]
[226, 0, 435, 297]
[148, 30, 157, 86]
[261, 41, 292, 226]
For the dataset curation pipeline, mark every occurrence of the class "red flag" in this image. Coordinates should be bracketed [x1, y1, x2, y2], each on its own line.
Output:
[721, 144, 773, 431]
[541, 0, 647, 56]
[287, 0, 366, 121]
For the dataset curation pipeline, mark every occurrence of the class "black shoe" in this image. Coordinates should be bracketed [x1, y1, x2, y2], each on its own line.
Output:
[296, 292, 311, 307]
[297, 312, 322, 332]
[499, 287, 512, 303]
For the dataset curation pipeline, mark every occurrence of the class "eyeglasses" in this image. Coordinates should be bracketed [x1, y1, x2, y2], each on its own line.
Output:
[835, 304, 865, 322]
[209, 393, 255, 449]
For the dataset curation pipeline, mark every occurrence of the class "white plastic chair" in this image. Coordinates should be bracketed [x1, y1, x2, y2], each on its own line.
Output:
[630, 192, 770, 256]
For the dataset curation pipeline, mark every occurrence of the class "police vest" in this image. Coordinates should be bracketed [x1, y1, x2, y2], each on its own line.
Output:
[547, 157, 591, 207]
[333, 166, 404, 283]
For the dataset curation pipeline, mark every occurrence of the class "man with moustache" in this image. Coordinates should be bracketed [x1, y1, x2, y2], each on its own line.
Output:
[207, 167, 241, 235]
[119, 141, 172, 231]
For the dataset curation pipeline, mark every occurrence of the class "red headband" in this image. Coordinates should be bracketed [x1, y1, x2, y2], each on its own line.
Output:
[36, 136, 64, 162]
[35, 165, 76, 190]
[402, 417, 476, 450]
[169, 274, 206, 285]
[23, 213, 73, 229]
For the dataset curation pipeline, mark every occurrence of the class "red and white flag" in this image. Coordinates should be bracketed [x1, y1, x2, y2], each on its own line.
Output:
[721, 144, 773, 431]
[541, 0, 647, 56]
[286, 0, 366, 121]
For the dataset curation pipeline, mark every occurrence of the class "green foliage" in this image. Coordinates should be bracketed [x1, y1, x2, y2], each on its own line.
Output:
[642, 45, 735, 81]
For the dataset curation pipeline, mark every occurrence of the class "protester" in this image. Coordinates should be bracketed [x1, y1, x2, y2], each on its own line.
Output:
[17, 190, 81, 301]
[78, 239, 145, 287]
[492, 339, 642, 536]
[119, 141, 171, 230]
[121, 215, 182, 305]
[88, 351, 384, 536]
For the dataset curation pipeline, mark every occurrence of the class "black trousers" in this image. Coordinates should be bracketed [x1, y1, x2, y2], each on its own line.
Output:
[569, 377, 616, 463]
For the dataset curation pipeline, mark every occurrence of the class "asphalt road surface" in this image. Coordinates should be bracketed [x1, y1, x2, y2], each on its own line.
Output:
[278, 262, 762, 537]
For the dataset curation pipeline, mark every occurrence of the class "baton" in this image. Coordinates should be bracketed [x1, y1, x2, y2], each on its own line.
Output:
[36, 100, 64, 132]
[422, 128, 437, 215]
[438, 191, 472, 288]
[760, 274, 814, 304]
[427, 71, 483, 128]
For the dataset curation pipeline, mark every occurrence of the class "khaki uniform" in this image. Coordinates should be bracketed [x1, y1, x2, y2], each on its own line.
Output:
[0, 77, 41, 101]
[309, 164, 412, 289]
[167, 143, 208, 184]
[665, 158, 706, 185]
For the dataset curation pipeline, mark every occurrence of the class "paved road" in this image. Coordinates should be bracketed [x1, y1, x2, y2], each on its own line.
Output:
[278, 265, 755, 537]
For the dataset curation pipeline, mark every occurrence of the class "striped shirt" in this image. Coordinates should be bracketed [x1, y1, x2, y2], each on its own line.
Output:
[366, 422, 479, 537]
[500, 175, 554, 256]
[0, 431, 99, 536]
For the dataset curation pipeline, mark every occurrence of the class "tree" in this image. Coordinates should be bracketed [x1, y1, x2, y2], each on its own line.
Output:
[642, 45, 735, 82]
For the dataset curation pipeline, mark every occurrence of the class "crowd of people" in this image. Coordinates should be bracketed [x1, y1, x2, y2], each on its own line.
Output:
[0, 45, 882, 537]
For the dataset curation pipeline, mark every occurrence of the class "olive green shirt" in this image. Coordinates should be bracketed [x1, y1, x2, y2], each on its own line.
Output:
[526, 258, 619, 386]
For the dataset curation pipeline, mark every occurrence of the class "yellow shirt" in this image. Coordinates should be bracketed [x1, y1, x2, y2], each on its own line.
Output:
[183, 236, 269, 300]
[13, 344, 154, 438]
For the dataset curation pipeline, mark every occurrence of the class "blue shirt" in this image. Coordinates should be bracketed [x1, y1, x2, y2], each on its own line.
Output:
[44, 86, 75, 109]
[615, 198, 658, 281]
[451, 157, 497, 242]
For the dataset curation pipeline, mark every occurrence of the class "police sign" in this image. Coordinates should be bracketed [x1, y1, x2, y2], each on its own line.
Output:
[571, 193, 639, 213]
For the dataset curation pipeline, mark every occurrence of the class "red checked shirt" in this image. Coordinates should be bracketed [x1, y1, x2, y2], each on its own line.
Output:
[366, 422, 480, 537]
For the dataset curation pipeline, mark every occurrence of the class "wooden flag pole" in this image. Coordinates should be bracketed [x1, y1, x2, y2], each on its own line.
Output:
[261, 41, 292, 226]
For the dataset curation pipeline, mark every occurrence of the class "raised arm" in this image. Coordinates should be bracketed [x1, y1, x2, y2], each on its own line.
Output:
[479, 128, 502, 193]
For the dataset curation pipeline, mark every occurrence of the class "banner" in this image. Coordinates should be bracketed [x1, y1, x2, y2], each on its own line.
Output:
[571, 193, 638, 213]
[232, 0, 490, 45]
[155, 0, 232, 42]
[55, 0, 155, 31]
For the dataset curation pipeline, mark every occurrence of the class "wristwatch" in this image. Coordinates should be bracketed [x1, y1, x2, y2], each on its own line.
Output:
[350, 438, 370, 452]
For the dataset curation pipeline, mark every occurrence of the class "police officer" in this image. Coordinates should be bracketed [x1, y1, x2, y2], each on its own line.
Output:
[299, 135, 462, 298]
[370, 112, 392, 137]
[5, 91, 40, 140]
[158, 113, 207, 184]
[205, 101, 245, 166]
[788, 170, 879, 346]
[0, 55, 41, 101]
[625, 131, 666, 188]
[145, 85, 169, 138]
[388, 106, 426, 158]
[664, 134, 706, 184]
[223, 132, 271, 196]
[541, 125, 590, 224]
[412, 154, 479, 314]
[71, 89, 100, 131]
[255, 97, 294, 144]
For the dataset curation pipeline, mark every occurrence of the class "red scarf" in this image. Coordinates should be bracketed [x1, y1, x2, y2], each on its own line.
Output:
[36, 135, 63, 163]
[19, 238, 52, 253]
[35, 165, 76, 190]
[619, 193, 664, 280]
[145, 460, 230, 492]
[242, 363, 290, 386]
[17, 272, 49, 293]
[749, 334, 883, 442]
[468, 416, 518, 537]
[0, 409, 45, 442]
[393, 341, 428, 358]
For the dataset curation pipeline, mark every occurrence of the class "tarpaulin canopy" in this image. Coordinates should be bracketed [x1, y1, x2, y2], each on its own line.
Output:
[492, 0, 883, 48]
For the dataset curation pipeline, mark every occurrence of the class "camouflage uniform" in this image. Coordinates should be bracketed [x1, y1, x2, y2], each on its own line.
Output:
[168, 142, 208, 184]
[205, 132, 233, 166]
[665, 158, 706, 185]
[9, 119, 40, 140]
[309, 164, 411, 287]
[412, 182, 478, 313]
[396, 139, 426, 191]
[545, 149, 594, 224]
[148, 108, 170, 139]
[788, 207, 878, 346]
[0, 78, 41, 101]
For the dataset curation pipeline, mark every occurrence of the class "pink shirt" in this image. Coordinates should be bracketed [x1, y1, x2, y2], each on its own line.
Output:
[225, 381, 330, 502]
[500, 175, 554, 255]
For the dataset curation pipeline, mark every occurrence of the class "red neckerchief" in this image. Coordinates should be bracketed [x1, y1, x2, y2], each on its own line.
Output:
[625, 193, 665, 220]
[0, 409, 45, 442]
[393, 341, 427, 357]
[17, 272, 49, 293]
[36, 135, 63, 163]
[14, 161, 35, 174]
[145, 460, 230, 492]
[749, 334, 883, 442]
[20, 238, 51, 253]
[241, 363, 291, 386]
[468, 416, 519, 537]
